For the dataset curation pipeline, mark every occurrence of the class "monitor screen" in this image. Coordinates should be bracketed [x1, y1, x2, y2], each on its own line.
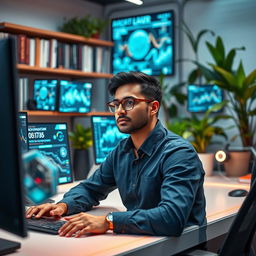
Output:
[111, 10, 174, 76]
[91, 116, 129, 164]
[18, 112, 29, 154]
[28, 123, 73, 184]
[187, 84, 223, 112]
[33, 79, 58, 111]
[58, 80, 92, 113]
[0, 38, 27, 244]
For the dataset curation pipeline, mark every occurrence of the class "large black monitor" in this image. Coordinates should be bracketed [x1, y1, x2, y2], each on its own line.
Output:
[91, 116, 129, 164]
[58, 80, 92, 113]
[111, 10, 174, 76]
[28, 123, 73, 184]
[18, 112, 29, 154]
[0, 38, 27, 253]
[33, 79, 58, 111]
[187, 84, 223, 112]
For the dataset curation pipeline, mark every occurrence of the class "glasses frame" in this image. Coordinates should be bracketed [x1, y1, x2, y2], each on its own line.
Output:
[107, 97, 153, 113]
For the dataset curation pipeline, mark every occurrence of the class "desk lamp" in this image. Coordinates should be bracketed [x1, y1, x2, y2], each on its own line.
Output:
[215, 146, 256, 197]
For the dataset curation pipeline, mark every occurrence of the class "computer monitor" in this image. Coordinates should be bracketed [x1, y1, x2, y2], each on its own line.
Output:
[91, 116, 129, 164]
[187, 84, 223, 112]
[18, 112, 29, 154]
[58, 80, 92, 113]
[33, 79, 58, 111]
[0, 37, 27, 253]
[111, 10, 175, 76]
[28, 123, 73, 184]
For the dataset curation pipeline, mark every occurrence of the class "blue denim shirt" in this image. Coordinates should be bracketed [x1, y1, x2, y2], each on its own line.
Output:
[59, 121, 206, 236]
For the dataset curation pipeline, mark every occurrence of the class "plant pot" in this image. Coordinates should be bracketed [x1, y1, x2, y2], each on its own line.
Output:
[198, 153, 214, 176]
[224, 151, 251, 177]
[73, 149, 90, 181]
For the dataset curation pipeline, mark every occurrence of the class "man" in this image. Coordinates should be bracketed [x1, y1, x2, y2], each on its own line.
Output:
[26, 71, 206, 237]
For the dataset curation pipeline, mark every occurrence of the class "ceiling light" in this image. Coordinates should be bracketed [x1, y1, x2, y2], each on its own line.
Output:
[125, 0, 143, 5]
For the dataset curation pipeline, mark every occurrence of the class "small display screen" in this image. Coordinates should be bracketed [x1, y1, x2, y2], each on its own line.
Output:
[28, 123, 73, 184]
[58, 80, 92, 113]
[33, 79, 58, 111]
[18, 112, 29, 154]
[187, 84, 223, 112]
[111, 10, 174, 76]
[91, 116, 129, 164]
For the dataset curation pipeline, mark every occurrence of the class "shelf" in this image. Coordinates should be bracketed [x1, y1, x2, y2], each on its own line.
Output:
[26, 111, 114, 117]
[0, 22, 113, 47]
[17, 64, 113, 79]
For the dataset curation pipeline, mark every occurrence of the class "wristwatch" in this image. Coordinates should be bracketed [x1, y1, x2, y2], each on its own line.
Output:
[105, 212, 114, 230]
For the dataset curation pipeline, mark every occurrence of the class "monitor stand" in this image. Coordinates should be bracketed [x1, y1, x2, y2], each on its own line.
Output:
[0, 238, 21, 255]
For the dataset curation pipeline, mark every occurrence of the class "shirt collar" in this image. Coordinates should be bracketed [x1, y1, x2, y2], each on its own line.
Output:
[123, 120, 166, 156]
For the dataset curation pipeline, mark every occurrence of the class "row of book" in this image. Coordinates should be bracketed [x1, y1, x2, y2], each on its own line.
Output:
[0, 32, 111, 73]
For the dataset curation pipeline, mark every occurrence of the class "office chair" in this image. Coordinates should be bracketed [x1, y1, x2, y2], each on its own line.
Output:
[183, 177, 256, 256]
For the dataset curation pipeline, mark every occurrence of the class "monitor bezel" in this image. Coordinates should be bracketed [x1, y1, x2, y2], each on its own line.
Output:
[111, 9, 175, 76]
[58, 80, 93, 113]
[187, 84, 224, 113]
[32, 79, 58, 111]
[27, 122, 73, 185]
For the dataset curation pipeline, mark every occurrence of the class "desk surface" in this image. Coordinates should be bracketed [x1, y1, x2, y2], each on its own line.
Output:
[0, 175, 249, 256]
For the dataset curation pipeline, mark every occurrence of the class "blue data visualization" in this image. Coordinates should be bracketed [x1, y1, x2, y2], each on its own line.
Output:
[187, 84, 223, 112]
[111, 11, 174, 76]
[18, 112, 29, 153]
[59, 80, 92, 113]
[33, 79, 58, 111]
[91, 116, 129, 164]
[28, 123, 73, 184]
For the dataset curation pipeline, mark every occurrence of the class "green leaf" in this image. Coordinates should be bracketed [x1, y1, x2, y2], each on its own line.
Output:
[236, 61, 246, 88]
[224, 49, 236, 71]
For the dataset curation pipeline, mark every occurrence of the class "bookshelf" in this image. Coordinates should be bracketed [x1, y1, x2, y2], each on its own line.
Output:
[0, 22, 114, 117]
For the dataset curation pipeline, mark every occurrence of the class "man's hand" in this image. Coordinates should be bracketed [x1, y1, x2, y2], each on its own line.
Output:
[26, 203, 68, 219]
[59, 212, 109, 237]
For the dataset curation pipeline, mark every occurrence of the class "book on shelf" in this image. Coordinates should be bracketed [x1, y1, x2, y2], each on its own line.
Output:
[19, 77, 29, 111]
[238, 173, 251, 184]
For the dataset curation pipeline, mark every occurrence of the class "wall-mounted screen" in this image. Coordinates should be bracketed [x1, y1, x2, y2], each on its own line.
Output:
[33, 79, 58, 111]
[91, 116, 129, 164]
[111, 10, 174, 76]
[58, 80, 92, 113]
[187, 84, 223, 112]
[28, 123, 73, 184]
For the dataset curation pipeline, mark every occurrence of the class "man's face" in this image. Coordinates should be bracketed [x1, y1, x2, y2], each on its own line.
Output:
[114, 83, 152, 134]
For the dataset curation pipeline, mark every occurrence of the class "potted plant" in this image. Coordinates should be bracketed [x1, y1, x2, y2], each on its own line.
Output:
[69, 124, 92, 180]
[59, 15, 108, 38]
[196, 37, 256, 176]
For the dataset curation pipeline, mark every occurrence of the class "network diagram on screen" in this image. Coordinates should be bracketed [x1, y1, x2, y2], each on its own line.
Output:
[33, 79, 58, 111]
[28, 123, 72, 184]
[58, 80, 92, 113]
[92, 116, 129, 164]
[111, 11, 174, 76]
[187, 84, 223, 112]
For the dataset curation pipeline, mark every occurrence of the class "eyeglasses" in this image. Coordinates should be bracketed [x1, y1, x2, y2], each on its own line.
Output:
[107, 97, 153, 113]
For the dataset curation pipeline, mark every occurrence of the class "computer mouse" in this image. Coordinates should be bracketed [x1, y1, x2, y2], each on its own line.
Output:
[228, 189, 248, 197]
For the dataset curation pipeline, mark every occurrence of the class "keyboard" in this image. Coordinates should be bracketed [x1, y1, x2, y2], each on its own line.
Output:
[27, 218, 66, 235]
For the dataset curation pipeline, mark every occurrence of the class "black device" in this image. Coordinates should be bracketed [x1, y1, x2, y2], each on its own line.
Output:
[111, 10, 175, 76]
[28, 122, 73, 185]
[0, 37, 27, 254]
[187, 84, 223, 113]
[91, 115, 129, 164]
[228, 189, 248, 197]
[33, 79, 58, 111]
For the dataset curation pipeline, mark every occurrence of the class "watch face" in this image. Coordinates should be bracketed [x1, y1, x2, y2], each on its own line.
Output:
[107, 213, 113, 222]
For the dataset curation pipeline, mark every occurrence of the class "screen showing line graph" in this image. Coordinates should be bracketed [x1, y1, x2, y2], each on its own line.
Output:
[187, 84, 223, 112]
[111, 10, 174, 76]
[28, 123, 73, 184]
[18, 112, 29, 153]
[91, 116, 129, 164]
[33, 79, 58, 111]
[58, 80, 92, 113]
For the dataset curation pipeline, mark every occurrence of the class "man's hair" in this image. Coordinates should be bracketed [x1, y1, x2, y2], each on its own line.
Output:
[108, 71, 162, 105]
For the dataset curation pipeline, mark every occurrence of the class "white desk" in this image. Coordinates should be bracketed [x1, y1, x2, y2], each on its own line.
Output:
[0, 175, 249, 256]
